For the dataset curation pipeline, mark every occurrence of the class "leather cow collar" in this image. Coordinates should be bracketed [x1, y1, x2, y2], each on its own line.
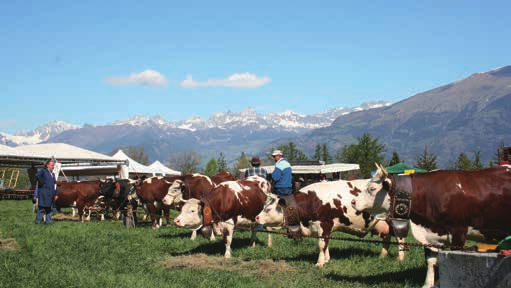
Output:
[388, 174, 413, 239]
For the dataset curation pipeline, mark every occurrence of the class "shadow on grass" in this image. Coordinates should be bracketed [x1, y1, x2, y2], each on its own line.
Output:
[270, 244, 384, 265]
[325, 266, 426, 287]
[169, 236, 267, 257]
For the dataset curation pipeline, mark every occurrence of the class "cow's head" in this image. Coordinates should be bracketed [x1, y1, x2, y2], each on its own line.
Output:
[99, 178, 118, 197]
[351, 163, 393, 215]
[255, 193, 284, 226]
[174, 198, 204, 230]
[162, 179, 184, 205]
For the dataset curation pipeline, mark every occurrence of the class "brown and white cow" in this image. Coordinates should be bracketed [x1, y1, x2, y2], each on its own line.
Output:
[352, 164, 511, 288]
[174, 176, 273, 258]
[55, 180, 102, 222]
[133, 175, 181, 228]
[135, 172, 236, 229]
[162, 174, 224, 240]
[255, 179, 405, 267]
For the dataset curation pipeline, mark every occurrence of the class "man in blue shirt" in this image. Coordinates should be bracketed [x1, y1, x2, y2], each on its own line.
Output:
[271, 150, 293, 196]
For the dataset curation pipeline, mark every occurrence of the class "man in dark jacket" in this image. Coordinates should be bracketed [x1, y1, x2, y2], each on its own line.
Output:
[34, 159, 58, 224]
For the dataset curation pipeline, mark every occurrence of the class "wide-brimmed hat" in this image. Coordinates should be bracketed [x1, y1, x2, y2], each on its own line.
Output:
[271, 150, 283, 156]
[250, 156, 262, 165]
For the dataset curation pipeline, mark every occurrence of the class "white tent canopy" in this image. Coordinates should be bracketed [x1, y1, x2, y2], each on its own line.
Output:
[112, 150, 155, 175]
[148, 161, 181, 176]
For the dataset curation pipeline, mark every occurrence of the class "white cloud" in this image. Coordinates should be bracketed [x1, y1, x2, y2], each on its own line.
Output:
[105, 70, 168, 87]
[180, 73, 271, 88]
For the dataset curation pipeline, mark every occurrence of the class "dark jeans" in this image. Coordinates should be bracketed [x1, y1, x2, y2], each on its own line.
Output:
[274, 187, 292, 196]
[35, 206, 53, 224]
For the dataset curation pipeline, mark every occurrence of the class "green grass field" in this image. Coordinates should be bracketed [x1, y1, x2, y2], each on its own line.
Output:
[0, 200, 427, 288]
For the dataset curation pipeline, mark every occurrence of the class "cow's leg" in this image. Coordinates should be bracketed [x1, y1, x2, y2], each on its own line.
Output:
[77, 203, 84, 222]
[164, 206, 171, 226]
[423, 247, 438, 288]
[85, 205, 92, 222]
[249, 225, 258, 248]
[222, 222, 235, 258]
[316, 237, 330, 267]
[142, 203, 149, 221]
[146, 202, 159, 229]
[71, 201, 77, 217]
[267, 227, 273, 248]
[397, 236, 406, 262]
[380, 233, 390, 258]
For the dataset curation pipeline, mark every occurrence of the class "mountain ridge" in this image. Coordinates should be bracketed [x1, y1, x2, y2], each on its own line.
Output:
[282, 65, 511, 167]
[2, 66, 510, 169]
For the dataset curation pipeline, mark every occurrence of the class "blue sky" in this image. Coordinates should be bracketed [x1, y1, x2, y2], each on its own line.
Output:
[1, 1, 510, 134]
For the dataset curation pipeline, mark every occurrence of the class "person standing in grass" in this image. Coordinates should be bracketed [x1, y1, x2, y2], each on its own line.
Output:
[34, 158, 58, 225]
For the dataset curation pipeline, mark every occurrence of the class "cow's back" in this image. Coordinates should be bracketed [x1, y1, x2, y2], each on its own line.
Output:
[409, 166, 511, 241]
[56, 180, 101, 207]
[136, 176, 181, 202]
[203, 178, 269, 223]
[297, 180, 375, 232]
[180, 174, 216, 201]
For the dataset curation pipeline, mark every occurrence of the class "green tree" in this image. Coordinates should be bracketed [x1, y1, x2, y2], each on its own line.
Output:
[216, 152, 229, 172]
[388, 151, 401, 166]
[203, 158, 219, 176]
[322, 144, 333, 164]
[276, 142, 308, 162]
[313, 144, 322, 161]
[111, 145, 149, 165]
[336, 133, 385, 178]
[472, 150, 484, 169]
[232, 152, 251, 178]
[313, 143, 333, 163]
[169, 151, 202, 174]
[414, 145, 438, 171]
[454, 152, 473, 170]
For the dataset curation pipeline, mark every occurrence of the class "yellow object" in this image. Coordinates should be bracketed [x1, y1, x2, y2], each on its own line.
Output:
[404, 170, 415, 175]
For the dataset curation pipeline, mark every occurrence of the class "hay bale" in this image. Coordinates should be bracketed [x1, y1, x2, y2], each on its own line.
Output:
[0, 238, 20, 251]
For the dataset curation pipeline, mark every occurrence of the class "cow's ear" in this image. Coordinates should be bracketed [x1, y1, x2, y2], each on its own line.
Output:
[277, 198, 286, 207]
[382, 178, 392, 191]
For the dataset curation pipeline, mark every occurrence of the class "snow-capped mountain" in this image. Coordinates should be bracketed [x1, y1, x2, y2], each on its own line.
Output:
[0, 101, 391, 164]
[108, 101, 392, 132]
[0, 121, 80, 146]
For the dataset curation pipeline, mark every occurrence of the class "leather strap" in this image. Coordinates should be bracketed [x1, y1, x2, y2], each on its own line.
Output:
[389, 175, 413, 238]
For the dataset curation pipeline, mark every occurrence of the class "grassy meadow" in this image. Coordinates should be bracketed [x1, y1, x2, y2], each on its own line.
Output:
[0, 200, 428, 288]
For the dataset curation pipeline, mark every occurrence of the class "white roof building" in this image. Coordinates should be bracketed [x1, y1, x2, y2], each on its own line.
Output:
[0, 143, 128, 179]
[148, 161, 181, 176]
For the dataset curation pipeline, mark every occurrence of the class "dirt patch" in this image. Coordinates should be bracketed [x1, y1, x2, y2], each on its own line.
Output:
[52, 214, 80, 221]
[0, 238, 20, 251]
[161, 253, 297, 278]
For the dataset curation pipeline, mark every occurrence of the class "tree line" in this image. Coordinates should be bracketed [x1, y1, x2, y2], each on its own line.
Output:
[120, 133, 506, 179]
[6, 135, 506, 189]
